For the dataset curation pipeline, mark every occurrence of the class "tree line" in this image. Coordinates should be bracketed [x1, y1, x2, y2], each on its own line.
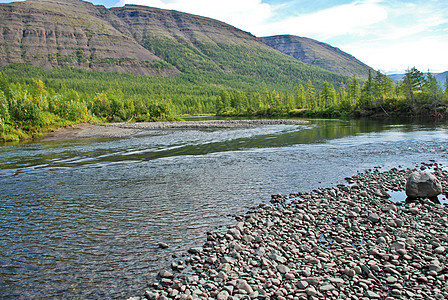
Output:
[216, 68, 448, 119]
[0, 64, 447, 142]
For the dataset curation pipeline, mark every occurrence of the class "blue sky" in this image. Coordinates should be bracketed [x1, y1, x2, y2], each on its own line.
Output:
[1, 0, 447, 73]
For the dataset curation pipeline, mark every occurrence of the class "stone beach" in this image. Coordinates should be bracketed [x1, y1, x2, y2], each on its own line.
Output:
[134, 163, 448, 300]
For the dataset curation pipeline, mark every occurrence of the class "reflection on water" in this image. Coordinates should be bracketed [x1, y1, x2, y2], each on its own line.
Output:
[0, 118, 448, 298]
[388, 190, 448, 205]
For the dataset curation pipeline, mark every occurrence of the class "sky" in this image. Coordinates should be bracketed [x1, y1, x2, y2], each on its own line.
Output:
[1, 0, 447, 74]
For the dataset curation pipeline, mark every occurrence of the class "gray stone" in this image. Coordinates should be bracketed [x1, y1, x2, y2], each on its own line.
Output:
[188, 247, 202, 254]
[277, 264, 290, 274]
[376, 237, 387, 245]
[305, 286, 318, 296]
[368, 212, 380, 223]
[405, 171, 442, 198]
[297, 280, 309, 289]
[236, 279, 253, 294]
[390, 241, 405, 251]
[386, 276, 397, 284]
[158, 270, 174, 279]
[435, 246, 445, 254]
[329, 277, 345, 285]
[302, 269, 312, 277]
[217, 290, 229, 300]
[320, 284, 335, 292]
[365, 290, 381, 299]
[158, 242, 169, 249]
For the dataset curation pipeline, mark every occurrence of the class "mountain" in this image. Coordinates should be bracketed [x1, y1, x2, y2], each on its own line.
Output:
[388, 71, 447, 88]
[0, 0, 348, 88]
[259, 35, 373, 79]
[0, 0, 179, 75]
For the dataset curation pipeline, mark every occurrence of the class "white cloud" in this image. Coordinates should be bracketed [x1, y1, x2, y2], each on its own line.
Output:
[342, 36, 448, 73]
[252, 1, 388, 38]
[117, 0, 273, 31]
[336, 1, 448, 72]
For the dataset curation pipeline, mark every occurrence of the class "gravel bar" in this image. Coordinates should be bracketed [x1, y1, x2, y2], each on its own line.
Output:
[103, 119, 308, 129]
[132, 163, 448, 300]
[41, 120, 308, 141]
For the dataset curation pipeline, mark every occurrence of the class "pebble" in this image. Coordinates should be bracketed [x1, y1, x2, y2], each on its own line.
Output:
[385, 276, 397, 284]
[368, 212, 380, 223]
[320, 284, 335, 292]
[236, 279, 253, 294]
[216, 290, 229, 300]
[296, 280, 309, 289]
[158, 242, 169, 249]
[139, 165, 448, 300]
[277, 264, 290, 274]
[365, 290, 381, 299]
[434, 246, 445, 254]
[305, 286, 318, 296]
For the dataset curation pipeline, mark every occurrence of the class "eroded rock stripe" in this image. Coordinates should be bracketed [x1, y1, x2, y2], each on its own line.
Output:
[135, 164, 448, 300]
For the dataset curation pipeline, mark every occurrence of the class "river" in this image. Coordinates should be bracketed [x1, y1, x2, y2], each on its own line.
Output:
[0, 118, 447, 299]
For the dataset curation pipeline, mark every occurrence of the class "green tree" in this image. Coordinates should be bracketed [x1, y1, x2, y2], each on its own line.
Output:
[294, 84, 306, 108]
[337, 82, 350, 111]
[91, 92, 111, 119]
[305, 80, 316, 110]
[320, 81, 335, 109]
[444, 74, 448, 102]
[0, 91, 9, 137]
[360, 70, 374, 107]
[0, 90, 9, 123]
[216, 90, 231, 115]
[403, 67, 426, 108]
[372, 71, 394, 103]
[347, 75, 361, 108]
[0, 72, 10, 98]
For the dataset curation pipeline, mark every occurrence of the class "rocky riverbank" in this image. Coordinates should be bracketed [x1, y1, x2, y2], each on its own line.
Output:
[133, 163, 448, 300]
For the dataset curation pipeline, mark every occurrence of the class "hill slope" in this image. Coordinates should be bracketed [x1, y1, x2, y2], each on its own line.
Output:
[0, 0, 347, 88]
[259, 35, 372, 79]
[110, 4, 347, 88]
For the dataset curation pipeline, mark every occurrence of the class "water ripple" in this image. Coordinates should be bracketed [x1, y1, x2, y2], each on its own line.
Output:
[0, 119, 447, 298]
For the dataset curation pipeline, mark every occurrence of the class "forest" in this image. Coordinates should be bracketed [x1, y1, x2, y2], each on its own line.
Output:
[0, 64, 447, 142]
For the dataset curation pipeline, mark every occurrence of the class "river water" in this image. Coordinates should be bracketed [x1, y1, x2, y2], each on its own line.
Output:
[0, 118, 447, 299]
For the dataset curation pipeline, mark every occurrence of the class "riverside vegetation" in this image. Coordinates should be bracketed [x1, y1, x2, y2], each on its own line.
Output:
[0, 65, 447, 142]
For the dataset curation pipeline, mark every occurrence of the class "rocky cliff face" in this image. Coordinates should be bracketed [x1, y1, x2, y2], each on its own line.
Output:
[111, 5, 260, 47]
[260, 35, 372, 79]
[0, 0, 179, 75]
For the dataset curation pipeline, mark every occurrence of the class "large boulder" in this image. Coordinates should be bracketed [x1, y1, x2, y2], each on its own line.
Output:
[405, 171, 442, 199]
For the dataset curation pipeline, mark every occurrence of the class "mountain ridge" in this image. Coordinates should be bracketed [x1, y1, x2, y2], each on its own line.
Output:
[0, 0, 360, 87]
[259, 35, 372, 79]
